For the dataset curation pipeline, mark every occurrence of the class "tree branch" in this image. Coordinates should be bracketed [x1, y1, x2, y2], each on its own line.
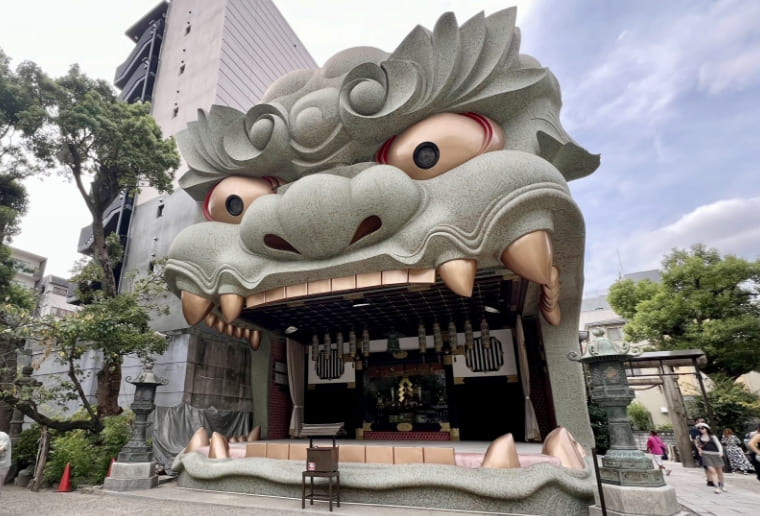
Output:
[0, 391, 102, 433]
[66, 340, 98, 422]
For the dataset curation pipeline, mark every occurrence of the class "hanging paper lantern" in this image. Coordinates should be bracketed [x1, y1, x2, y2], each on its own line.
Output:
[481, 318, 491, 349]
[433, 322, 443, 353]
[465, 319, 474, 350]
[448, 321, 458, 352]
[323, 332, 331, 358]
[349, 330, 357, 358]
[311, 334, 319, 361]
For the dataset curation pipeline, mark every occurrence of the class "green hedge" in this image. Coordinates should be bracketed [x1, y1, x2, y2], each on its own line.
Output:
[42, 412, 133, 488]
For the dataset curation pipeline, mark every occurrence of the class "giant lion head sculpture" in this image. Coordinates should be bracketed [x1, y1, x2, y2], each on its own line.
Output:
[165, 9, 599, 441]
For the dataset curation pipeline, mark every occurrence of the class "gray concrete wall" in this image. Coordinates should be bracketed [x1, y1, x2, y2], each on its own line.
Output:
[120, 334, 190, 408]
[117, 0, 316, 414]
[216, 0, 315, 111]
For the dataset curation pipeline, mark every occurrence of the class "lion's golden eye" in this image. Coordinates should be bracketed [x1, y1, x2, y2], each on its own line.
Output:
[203, 176, 284, 223]
[376, 113, 504, 180]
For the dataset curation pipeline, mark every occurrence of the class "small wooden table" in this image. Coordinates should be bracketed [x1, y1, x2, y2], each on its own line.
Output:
[302, 469, 340, 511]
[300, 423, 343, 511]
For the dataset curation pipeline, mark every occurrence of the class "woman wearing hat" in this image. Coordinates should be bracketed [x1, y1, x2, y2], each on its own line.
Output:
[695, 423, 727, 493]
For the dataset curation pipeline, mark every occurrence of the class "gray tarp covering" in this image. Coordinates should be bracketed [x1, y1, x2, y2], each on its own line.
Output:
[149, 403, 251, 473]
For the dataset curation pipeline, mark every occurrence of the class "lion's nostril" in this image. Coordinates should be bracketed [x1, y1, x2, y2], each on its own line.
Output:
[350, 215, 382, 244]
[264, 234, 301, 254]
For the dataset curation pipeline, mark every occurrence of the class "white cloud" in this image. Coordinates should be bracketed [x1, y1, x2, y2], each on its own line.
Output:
[274, 0, 536, 65]
[583, 197, 760, 296]
[565, 0, 760, 130]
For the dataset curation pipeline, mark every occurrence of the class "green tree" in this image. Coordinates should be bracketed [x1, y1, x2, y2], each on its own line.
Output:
[0, 269, 169, 433]
[14, 63, 179, 416]
[1, 48, 55, 431]
[687, 375, 760, 434]
[627, 401, 653, 431]
[608, 244, 760, 378]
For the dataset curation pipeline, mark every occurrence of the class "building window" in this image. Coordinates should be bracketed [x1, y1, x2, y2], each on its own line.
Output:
[172, 105, 179, 118]
[51, 285, 69, 296]
[52, 307, 75, 318]
[179, 62, 185, 74]
[607, 326, 624, 342]
[157, 204, 165, 218]
[185, 23, 191, 35]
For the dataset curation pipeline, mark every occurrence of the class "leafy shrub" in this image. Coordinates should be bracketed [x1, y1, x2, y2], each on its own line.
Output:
[14, 426, 43, 471]
[43, 411, 133, 488]
[687, 375, 760, 433]
[43, 429, 95, 488]
[655, 423, 673, 433]
[627, 402, 652, 431]
[588, 397, 609, 454]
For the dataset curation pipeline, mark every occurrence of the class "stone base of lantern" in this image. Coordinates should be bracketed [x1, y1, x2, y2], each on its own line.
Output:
[103, 462, 158, 491]
[589, 483, 684, 516]
[600, 450, 665, 487]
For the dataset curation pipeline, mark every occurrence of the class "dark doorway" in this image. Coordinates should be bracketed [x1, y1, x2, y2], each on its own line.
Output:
[454, 376, 525, 441]
[305, 383, 357, 438]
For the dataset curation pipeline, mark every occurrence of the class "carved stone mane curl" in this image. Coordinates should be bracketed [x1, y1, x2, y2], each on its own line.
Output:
[177, 8, 571, 200]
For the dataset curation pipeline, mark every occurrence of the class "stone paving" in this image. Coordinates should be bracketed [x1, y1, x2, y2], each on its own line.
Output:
[0, 459, 758, 515]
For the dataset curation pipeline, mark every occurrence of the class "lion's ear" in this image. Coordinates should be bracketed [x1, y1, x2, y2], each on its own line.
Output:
[537, 131, 600, 181]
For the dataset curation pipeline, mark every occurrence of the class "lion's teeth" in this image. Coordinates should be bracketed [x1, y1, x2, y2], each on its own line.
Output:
[214, 319, 226, 333]
[249, 330, 261, 351]
[181, 291, 213, 326]
[233, 326, 243, 339]
[220, 293, 244, 323]
[481, 432, 521, 468]
[499, 231, 553, 285]
[541, 427, 585, 469]
[208, 432, 230, 459]
[437, 259, 477, 297]
[184, 427, 210, 453]
[204, 313, 217, 328]
[540, 266, 561, 326]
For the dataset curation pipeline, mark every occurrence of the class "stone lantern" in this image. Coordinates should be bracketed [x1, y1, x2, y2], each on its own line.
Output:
[118, 357, 168, 462]
[104, 357, 168, 491]
[570, 327, 682, 516]
[569, 327, 663, 487]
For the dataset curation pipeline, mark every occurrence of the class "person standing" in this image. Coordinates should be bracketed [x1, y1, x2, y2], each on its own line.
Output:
[747, 424, 760, 482]
[646, 430, 672, 476]
[695, 422, 727, 493]
[722, 428, 752, 474]
[0, 430, 11, 497]
[691, 417, 713, 486]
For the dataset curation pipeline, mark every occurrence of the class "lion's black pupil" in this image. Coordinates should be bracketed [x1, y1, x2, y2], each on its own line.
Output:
[225, 195, 244, 216]
[413, 142, 439, 169]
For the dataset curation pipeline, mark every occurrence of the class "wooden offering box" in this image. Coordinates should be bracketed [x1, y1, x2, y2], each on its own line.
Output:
[306, 447, 338, 472]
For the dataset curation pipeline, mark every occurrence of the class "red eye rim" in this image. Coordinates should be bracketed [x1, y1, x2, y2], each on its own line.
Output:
[375, 135, 396, 164]
[202, 176, 284, 222]
[458, 112, 494, 152]
[375, 113, 495, 164]
[202, 182, 217, 221]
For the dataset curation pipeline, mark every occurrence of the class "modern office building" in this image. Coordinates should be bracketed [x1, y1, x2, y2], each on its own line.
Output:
[6, 246, 47, 292]
[102, 0, 317, 462]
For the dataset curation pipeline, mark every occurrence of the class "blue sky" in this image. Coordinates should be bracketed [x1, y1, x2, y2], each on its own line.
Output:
[3, 0, 759, 297]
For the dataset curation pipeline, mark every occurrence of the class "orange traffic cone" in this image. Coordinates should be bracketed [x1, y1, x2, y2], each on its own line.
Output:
[57, 462, 72, 492]
[106, 457, 115, 477]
